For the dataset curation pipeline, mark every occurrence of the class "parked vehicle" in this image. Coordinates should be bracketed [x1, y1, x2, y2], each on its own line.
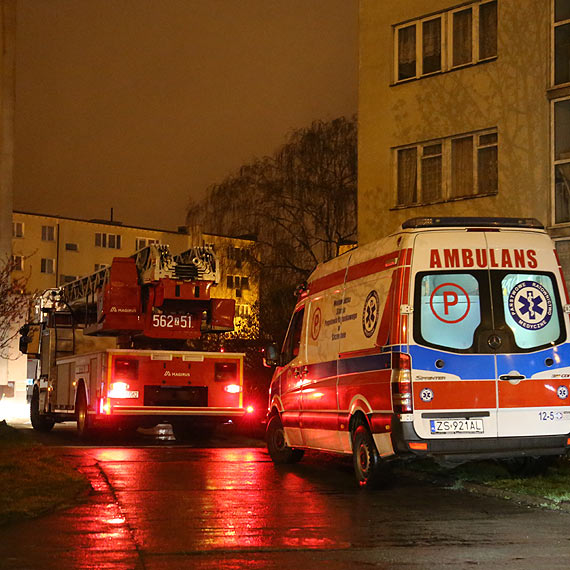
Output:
[265, 217, 570, 486]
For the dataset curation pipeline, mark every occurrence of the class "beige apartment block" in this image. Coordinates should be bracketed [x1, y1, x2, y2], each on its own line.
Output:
[359, 0, 570, 281]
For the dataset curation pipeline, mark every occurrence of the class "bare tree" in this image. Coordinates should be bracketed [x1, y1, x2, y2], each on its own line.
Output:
[0, 257, 32, 359]
[187, 116, 357, 341]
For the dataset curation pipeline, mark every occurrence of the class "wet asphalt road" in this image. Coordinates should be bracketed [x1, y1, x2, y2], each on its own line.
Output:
[1, 425, 570, 569]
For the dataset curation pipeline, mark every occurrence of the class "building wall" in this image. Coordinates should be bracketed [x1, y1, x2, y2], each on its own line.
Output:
[359, 0, 551, 244]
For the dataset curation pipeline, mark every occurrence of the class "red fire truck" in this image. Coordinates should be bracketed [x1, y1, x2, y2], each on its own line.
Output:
[20, 244, 251, 439]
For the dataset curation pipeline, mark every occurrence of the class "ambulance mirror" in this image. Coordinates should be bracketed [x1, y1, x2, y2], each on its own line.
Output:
[264, 343, 280, 367]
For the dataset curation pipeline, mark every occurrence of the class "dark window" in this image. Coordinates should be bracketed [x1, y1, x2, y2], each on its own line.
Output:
[422, 18, 441, 74]
[398, 24, 416, 80]
[281, 307, 305, 364]
[65, 242, 78, 251]
[479, 1, 497, 60]
[452, 8, 473, 66]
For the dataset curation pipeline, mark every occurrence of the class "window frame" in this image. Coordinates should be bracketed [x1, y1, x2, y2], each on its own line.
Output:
[552, 0, 570, 88]
[11, 255, 24, 271]
[393, 0, 497, 84]
[41, 225, 55, 242]
[40, 258, 55, 274]
[12, 221, 24, 238]
[552, 95, 570, 226]
[95, 232, 122, 249]
[394, 127, 498, 208]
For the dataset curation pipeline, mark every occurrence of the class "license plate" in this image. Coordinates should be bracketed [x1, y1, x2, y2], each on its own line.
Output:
[430, 418, 484, 434]
[125, 391, 139, 399]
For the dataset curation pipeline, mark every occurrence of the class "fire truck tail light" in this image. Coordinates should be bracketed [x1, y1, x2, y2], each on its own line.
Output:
[246, 405, 255, 414]
[108, 382, 130, 398]
[100, 398, 111, 415]
[224, 384, 242, 394]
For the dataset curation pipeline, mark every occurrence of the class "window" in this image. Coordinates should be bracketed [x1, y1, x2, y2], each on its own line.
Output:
[226, 275, 234, 288]
[12, 255, 24, 271]
[554, 98, 570, 224]
[60, 275, 76, 284]
[241, 276, 250, 290]
[94, 263, 109, 272]
[95, 232, 121, 249]
[65, 242, 78, 252]
[554, 0, 570, 86]
[281, 307, 305, 364]
[135, 237, 160, 250]
[12, 222, 23, 238]
[394, 1, 497, 83]
[41, 225, 55, 241]
[395, 128, 497, 207]
[41, 258, 55, 274]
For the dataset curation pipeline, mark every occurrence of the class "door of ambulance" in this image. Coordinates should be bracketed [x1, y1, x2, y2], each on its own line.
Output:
[409, 229, 570, 442]
[409, 230, 498, 441]
[486, 230, 570, 438]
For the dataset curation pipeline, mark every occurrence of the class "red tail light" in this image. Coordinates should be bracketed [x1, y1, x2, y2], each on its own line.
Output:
[224, 384, 242, 394]
[391, 352, 412, 414]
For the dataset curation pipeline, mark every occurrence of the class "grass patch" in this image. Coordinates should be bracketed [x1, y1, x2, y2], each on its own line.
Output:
[0, 421, 90, 525]
[402, 455, 570, 505]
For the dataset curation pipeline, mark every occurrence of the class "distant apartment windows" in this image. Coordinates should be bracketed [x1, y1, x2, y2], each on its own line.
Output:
[554, 0, 570, 86]
[40, 258, 55, 274]
[65, 242, 78, 252]
[12, 221, 23, 238]
[236, 304, 252, 318]
[12, 255, 24, 271]
[60, 275, 76, 284]
[394, 0, 497, 83]
[41, 225, 55, 241]
[226, 275, 249, 297]
[95, 232, 121, 249]
[395, 128, 498, 207]
[135, 237, 160, 251]
[553, 98, 570, 224]
[94, 263, 109, 272]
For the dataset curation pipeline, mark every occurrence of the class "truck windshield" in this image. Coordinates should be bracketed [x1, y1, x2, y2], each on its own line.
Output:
[414, 271, 565, 353]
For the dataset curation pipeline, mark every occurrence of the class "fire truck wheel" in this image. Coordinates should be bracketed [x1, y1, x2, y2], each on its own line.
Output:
[352, 424, 387, 488]
[266, 415, 304, 464]
[76, 387, 95, 439]
[30, 387, 54, 432]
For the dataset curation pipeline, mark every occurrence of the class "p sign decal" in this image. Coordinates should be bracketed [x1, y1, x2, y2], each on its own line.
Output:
[430, 283, 471, 324]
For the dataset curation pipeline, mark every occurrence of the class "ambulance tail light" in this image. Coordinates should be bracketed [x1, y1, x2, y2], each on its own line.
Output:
[392, 353, 412, 414]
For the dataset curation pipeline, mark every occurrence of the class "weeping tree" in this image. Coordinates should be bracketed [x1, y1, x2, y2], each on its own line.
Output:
[187, 115, 357, 342]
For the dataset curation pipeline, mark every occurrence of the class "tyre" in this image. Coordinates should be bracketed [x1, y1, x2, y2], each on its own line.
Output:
[352, 424, 388, 488]
[76, 387, 95, 439]
[30, 386, 55, 432]
[266, 415, 304, 464]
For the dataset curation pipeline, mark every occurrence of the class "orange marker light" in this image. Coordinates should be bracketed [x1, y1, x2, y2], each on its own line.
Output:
[408, 442, 428, 451]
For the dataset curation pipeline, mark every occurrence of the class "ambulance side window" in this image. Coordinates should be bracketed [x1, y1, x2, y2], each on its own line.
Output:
[281, 307, 305, 365]
[418, 273, 482, 350]
[501, 273, 562, 349]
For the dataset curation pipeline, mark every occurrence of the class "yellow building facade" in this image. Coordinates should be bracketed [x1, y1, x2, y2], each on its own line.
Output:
[359, 0, 570, 283]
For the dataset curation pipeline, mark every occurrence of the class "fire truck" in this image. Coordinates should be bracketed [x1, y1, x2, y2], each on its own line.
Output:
[20, 244, 250, 439]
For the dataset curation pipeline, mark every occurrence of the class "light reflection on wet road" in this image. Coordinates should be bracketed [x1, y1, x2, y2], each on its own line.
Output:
[1, 444, 570, 569]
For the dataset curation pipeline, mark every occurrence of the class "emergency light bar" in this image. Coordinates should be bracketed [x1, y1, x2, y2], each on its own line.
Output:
[402, 217, 544, 230]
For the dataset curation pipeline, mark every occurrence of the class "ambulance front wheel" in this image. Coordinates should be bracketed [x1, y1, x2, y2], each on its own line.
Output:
[266, 415, 304, 464]
[352, 425, 387, 488]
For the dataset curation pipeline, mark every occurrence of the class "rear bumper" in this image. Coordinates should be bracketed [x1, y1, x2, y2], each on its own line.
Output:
[393, 418, 570, 462]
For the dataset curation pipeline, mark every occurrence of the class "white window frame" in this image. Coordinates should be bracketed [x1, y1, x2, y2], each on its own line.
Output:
[552, 95, 570, 226]
[12, 255, 24, 271]
[12, 221, 24, 238]
[95, 232, 122, 249]
[40, 258, 55, 274]
[394, 127, 498, 207]
[41, 225, 55, 241]
[394, 0, 497, 83]
[552, 0, 570, 87]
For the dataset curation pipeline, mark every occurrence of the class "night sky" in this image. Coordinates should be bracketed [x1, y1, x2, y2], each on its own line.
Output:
[14, 0, 358, 231]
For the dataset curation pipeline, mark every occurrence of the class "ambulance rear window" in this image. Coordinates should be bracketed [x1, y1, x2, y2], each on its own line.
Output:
[418, 273, 481, 350]
[501, 273, 561, 349]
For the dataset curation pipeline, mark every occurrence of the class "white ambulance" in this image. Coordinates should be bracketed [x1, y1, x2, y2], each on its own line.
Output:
[265, 217, 570, 486]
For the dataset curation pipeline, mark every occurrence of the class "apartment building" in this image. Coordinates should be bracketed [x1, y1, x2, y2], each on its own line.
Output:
[359, 0, 570, 281]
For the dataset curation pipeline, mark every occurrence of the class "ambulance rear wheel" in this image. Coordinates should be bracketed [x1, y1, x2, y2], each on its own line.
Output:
[266, 415, 304, 464]
[352, 424, 386, 488]
[30, 387, 54, 432]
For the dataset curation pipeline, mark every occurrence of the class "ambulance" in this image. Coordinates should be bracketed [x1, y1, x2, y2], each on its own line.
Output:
[264, 217, 570, 486]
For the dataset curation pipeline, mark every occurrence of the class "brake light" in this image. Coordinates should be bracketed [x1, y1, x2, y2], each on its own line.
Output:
[391, 352, 412, 414]
[246, 405, 255, 414]
[224, 384, 242, 394]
